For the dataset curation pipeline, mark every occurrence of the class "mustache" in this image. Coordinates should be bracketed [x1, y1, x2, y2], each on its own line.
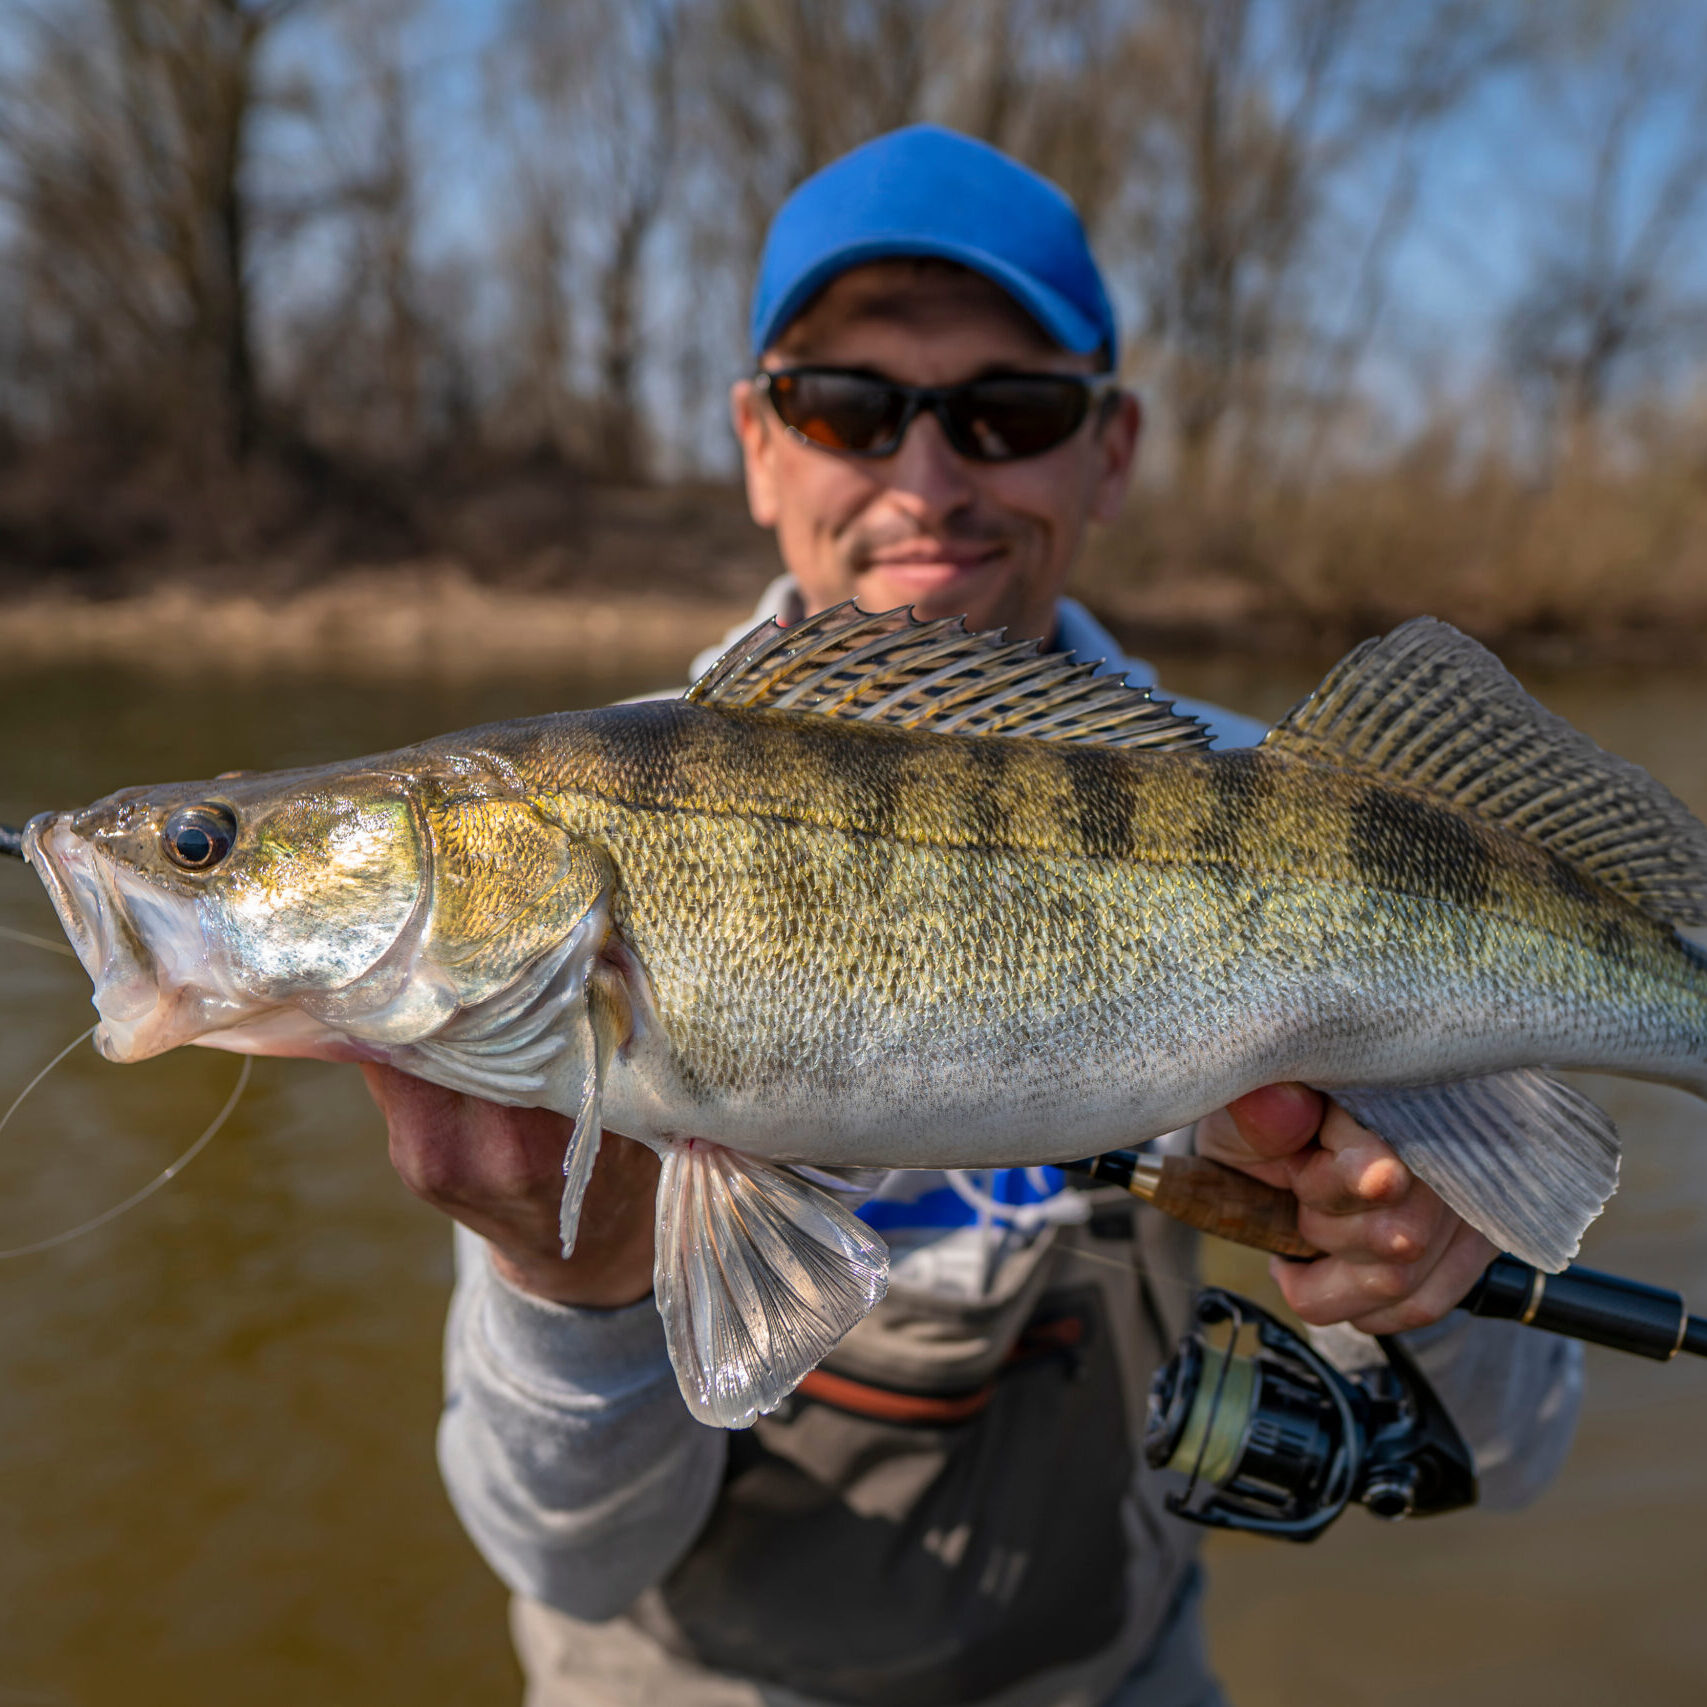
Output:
[843, 517, 1019, 568]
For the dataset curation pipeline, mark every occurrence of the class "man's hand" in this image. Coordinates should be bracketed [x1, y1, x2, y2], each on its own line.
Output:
[1195, 1084, 1494, 1334]
[362, 1064, 658, 1308]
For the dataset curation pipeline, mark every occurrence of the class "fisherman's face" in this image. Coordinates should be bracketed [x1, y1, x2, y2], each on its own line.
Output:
[731, 262, 1140, 643]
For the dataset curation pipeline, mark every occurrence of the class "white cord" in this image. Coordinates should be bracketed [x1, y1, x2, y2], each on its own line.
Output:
[0, 1054, 252, 1260]
[0, 922, 78, 960]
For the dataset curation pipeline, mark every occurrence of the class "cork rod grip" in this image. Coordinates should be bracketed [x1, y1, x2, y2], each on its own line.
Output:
[1147, 1154, 1319, 1259]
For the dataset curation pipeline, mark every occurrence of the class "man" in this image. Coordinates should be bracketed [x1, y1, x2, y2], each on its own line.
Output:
[365, 127, 1580, 1706]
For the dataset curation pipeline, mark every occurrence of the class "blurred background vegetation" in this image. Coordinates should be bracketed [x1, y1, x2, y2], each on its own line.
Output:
[0, 0, 1703, 657]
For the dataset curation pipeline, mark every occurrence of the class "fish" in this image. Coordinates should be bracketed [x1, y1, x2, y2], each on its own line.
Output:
[17, 605, 1707, 1427]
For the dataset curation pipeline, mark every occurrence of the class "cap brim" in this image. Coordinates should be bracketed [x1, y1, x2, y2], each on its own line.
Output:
[752, 236, 1106, 361]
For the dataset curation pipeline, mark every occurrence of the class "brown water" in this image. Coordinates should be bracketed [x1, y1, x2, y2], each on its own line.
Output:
[0, 650, 1702, 1705]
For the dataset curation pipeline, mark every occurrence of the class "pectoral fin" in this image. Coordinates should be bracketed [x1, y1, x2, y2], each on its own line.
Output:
[1326, 1069, 1620, 1271]
[654, 1139, 890, 1428]
[557, 968, 629, 1257]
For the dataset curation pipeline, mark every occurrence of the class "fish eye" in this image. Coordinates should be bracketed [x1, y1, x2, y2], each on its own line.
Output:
[163, 804, 238, 871]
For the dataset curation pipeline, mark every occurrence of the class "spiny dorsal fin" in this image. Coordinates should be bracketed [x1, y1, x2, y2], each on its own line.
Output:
[1267, 617, 1707, 927]
[687, 601, 1212, 752]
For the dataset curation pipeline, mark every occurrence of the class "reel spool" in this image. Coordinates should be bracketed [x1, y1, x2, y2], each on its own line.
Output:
[1144, 1288, 1478, 1542]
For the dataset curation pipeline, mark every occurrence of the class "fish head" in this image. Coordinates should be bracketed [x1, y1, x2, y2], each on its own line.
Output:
[24, 765, 430, 1063]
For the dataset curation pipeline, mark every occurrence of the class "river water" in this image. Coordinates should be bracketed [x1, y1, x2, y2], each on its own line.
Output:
[0, 646, 1701, 1705]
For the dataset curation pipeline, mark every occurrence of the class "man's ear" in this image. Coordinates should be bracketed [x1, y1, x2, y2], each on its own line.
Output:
[730, 378, 780, 528]
[1089, 389, 1141, 525]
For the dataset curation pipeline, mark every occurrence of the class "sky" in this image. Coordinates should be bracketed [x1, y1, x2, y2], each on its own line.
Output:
[3, 0, 1703, 464]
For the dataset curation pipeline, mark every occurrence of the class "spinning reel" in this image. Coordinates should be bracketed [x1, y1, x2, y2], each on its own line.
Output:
[1142, 1288, 1476, 1541]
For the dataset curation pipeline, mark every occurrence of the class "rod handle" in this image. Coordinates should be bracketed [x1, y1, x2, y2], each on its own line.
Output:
[1070, 1152, 1319, 1259]
[1150, 1155, 1320, 1259]
[1463, 1254, 1697, 1359]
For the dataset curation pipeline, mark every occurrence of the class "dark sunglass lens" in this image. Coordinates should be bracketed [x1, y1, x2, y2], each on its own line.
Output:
[945, 378, 1090, 460]
[769, 372, 907, 453]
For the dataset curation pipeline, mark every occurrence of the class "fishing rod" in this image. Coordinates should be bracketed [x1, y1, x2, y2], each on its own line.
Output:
[1063, 1146, 1707, 1361]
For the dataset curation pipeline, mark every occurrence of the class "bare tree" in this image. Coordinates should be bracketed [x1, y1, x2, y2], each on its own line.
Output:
[0, 0, 309, 463]
[1503, 6, 1707, 466]
[1099, 0, 1514, 493]
[491, 0, 683, 480]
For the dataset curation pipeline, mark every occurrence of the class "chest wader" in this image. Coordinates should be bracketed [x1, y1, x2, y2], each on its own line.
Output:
[512, 1191, 1204, 1707]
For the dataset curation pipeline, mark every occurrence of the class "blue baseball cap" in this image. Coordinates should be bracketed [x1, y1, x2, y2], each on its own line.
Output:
[750, 125, 1118, 365]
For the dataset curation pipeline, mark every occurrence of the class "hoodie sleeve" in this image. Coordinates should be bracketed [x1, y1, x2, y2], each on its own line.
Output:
[1397, 1312, 1583, 1510]
[437, 1225, 728, 1620]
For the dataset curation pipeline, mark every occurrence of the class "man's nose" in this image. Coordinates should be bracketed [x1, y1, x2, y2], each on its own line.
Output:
[879, 407, 977, 521]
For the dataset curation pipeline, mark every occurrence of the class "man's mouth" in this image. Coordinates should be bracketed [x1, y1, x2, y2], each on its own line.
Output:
[858, 543, 1008, 589]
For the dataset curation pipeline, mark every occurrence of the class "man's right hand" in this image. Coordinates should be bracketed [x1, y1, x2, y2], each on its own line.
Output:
[362, 1064, 659, 1308]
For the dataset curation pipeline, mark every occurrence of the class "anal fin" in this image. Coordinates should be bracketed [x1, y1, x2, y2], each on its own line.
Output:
[1325, 1069, 1621, 1271]
[654, 1139, 889, 1428]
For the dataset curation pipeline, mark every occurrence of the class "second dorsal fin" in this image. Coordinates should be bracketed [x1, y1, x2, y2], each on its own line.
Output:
[686, 601, 1212, 752]
[1266, 617, 1707, 927]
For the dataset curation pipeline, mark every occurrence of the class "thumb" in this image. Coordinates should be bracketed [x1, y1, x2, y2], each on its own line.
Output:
[1202, 1083, 1326, 1168]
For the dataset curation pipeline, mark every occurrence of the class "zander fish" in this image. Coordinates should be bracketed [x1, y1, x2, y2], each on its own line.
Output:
[19, 607, 1707, 1426]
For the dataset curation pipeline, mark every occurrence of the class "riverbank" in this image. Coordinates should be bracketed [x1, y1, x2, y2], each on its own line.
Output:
[0, 565, 755, 681]
[2, 528, 1703, 678]
[7, 439, 1707, 671]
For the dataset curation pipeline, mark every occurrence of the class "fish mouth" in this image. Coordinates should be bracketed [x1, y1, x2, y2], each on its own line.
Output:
[23, 814, 258, 1062]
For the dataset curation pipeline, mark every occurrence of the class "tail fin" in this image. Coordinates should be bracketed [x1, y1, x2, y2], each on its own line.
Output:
[1274, 619, 1707, 1268]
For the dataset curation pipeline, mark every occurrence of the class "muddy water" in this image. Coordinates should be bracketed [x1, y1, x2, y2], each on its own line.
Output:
[0, 648, 1702, 1705]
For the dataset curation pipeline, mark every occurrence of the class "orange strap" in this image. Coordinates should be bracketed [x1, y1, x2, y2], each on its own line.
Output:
[794, 1311, 1089, 1426]
[795, 1368, 996, 1425]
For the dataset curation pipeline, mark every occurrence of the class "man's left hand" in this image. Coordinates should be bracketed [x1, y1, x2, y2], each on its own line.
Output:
[1195, 1084, 1495, 1335]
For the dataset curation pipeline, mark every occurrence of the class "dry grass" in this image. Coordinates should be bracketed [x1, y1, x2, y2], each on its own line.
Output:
[1082, 437, 1707, 664]
[1, 435, 1703, 674]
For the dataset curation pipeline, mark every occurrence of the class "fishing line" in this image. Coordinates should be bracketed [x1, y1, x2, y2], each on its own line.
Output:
[0, 1054, 252, 1260]
[0, 921, 78, 959]
[1043, 1224, 1213, 1308]
[0, 1023, 98, 1140]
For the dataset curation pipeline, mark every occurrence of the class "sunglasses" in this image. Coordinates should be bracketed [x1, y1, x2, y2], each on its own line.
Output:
[755, 366, 1118, 463]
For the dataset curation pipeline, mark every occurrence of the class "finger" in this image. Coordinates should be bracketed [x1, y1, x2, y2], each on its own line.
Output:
[1191, 1106, 1294, 1190]
[360, 1060, 457, 1130]
[1344, 1224, 1499, 1335]
[1271, 1220, 1495, 1332]
[367, 1068, 574, 1211]
[1221, 1082, 1325, 1163]
[1271, 1246, 1435, 1327]
[1295, 1180, 1449, 1266]
[1288, 1107, 1413, 1217]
